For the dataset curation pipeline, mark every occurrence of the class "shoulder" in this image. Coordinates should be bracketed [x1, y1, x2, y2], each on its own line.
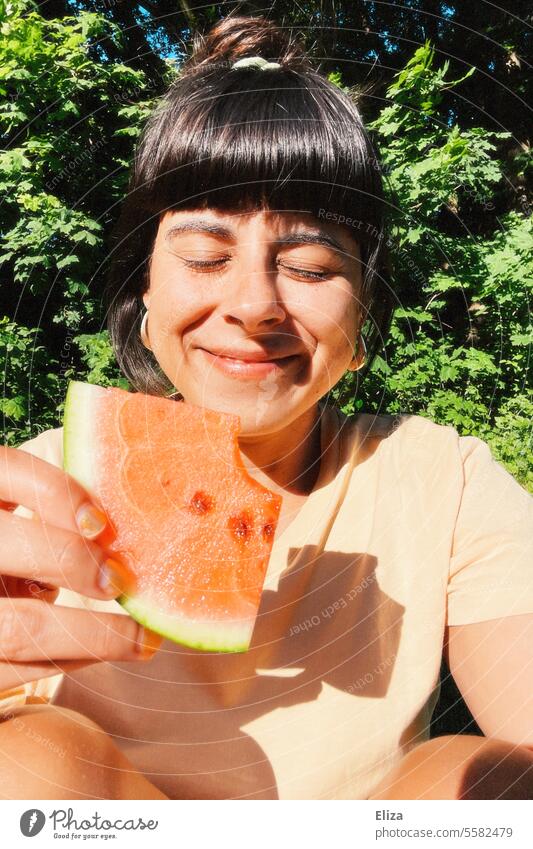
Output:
[347, 409, 460, 455]
[16, 426, 64, 470]
[349, 410, 530, 503]
[342, 409, 479, 491]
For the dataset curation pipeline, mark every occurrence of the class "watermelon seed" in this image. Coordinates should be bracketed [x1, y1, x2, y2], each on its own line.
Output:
[262, 522, 274, 542]
[189, 490, 213, 515]
[228, 511, 252, 543]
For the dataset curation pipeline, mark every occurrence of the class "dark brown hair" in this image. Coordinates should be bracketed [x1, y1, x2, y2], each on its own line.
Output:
[105, 14, 394, 396]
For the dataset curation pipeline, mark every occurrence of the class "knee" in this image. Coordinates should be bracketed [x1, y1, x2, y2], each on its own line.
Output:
[0, 702, 108, 762]
[459, 737, 533, 800]
[369, 734, 533, 800]
[416, 734, 533, 800]
[0, 704, 123, 799]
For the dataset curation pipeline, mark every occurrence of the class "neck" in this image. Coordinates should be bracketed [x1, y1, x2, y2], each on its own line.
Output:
[237, 403, 323, 498]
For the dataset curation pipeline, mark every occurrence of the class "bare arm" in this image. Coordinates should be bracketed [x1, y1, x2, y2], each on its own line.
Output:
[444, 612, 533, 751]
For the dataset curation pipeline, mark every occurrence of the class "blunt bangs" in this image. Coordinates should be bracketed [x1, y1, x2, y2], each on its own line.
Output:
[135, 68, 384, 236]
[106, 62, 394, 396]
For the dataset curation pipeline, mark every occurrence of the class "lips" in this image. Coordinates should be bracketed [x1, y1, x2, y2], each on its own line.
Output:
[200, 348, 299, 363]
[198, 347, 299, 380]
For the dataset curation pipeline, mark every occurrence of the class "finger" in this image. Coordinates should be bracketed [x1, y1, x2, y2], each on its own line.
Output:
[0, 659, 101, 696]
[0, 511, 134, 600]
[0, 599, 163, 664]
[0, 446, 109, 537]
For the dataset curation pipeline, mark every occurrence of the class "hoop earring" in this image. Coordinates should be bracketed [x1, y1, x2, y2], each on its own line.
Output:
[140, 309, 151, 351]
[348, 334, 367, 372]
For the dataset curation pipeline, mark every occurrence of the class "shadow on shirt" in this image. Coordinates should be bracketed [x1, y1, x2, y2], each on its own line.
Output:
[53, 547, 419, 798]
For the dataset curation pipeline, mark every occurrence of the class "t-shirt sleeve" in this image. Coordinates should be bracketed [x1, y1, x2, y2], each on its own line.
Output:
[446, 434, 533, 626]
[16, 426, 64, 466]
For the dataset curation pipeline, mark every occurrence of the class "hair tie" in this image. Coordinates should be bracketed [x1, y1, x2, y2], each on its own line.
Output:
[231, 55, 281, 71]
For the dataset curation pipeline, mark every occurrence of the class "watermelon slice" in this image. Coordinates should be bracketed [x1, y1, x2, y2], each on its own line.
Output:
[62, 381, 282, 652]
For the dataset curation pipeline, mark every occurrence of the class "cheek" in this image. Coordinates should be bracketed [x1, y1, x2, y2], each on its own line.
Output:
[148, 260, 208, 338]
[309, 286, 358, 352]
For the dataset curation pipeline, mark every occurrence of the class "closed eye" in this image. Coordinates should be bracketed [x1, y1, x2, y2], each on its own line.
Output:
[280, 264, 329, 281]
[182, 258, 229, 271]
[182, 258, 330, 281]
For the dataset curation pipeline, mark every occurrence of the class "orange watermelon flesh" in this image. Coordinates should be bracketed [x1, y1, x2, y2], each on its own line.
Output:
[63, 381, 282, 652]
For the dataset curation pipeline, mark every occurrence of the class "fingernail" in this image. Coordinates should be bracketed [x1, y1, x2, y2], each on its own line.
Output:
[136, 627, 163, 658]
[98, 558, 136, 597]
[76, 503, 107, 539]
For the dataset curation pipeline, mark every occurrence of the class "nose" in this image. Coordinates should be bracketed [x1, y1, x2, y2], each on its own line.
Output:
[223, 257, 287, 333]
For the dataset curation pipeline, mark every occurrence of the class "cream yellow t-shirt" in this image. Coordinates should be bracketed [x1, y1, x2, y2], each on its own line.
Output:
[3, 404, 533, 799]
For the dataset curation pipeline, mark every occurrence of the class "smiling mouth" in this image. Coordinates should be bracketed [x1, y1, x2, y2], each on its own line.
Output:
[199, 348, 299, 378]
[201, 348, 299, 363]
[211, 352, 295, 363]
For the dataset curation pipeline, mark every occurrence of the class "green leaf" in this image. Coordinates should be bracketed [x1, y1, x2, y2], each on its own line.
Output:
[56, 255, 79, 269]
[0, 396, 26, 420]
[71, 230, 100, 245]
[439, 365, 458, 382]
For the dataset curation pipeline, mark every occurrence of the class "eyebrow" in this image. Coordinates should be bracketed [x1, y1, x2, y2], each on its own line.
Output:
[164, 220, 346, 253]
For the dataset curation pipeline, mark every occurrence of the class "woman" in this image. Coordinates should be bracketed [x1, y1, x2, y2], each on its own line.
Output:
[0, 16, 532, 800]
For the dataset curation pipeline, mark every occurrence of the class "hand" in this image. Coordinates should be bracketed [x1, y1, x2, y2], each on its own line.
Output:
[0, 446, 162, 694]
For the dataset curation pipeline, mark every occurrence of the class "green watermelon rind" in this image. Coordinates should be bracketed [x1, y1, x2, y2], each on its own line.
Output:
[119, 592, 252, 653]
[63, 380, 102, 494]
[63, 380, 255, 653]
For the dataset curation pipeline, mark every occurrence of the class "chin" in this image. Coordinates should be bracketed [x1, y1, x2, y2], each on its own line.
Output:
[203, 394, 289, 432]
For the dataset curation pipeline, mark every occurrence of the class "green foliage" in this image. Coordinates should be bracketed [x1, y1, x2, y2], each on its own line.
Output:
[482, 395, 533, 492]
[0, 316, 61, 442]
[1, 7, 531, 490]
[336, 43, 532, 489]
[73, 332, 130, 390]
[0, 0, 157, 442]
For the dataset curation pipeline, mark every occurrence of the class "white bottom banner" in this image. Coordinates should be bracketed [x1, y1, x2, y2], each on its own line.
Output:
[1, 799, 531, 848]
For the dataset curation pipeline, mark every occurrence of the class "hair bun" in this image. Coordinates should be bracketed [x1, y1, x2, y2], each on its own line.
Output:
[184, 15, 312, 73]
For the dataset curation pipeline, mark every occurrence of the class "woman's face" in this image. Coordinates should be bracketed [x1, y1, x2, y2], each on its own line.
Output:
[143, 207, 363, 437]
